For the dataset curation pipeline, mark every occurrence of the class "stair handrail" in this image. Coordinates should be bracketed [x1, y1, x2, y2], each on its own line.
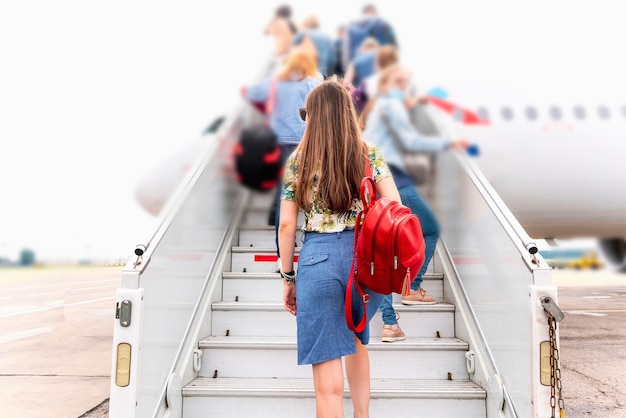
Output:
[421, 104, 550, 273]
[454, 151, 546, 271]
[421, 103, 556, 416]
[151, 188, 250, 418]
[125, 56, 279, 276]
[436, 240, 519, 416]
[122, 112, 238, 276]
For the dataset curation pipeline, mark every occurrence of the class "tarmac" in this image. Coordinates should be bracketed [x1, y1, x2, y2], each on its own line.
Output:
[1, 265, 625, 418]
[0, 265, 119, 418]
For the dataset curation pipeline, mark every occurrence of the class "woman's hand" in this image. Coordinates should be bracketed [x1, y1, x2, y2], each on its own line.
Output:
[283, 282, 297, 315]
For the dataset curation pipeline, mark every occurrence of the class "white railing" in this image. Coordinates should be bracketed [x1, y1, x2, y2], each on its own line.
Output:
[429, 147, 558, 417]
[109, 57, 277, 418]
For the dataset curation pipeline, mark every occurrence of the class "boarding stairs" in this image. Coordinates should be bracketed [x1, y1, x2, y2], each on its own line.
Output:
[108, 58, 560, 418]
[179, 190, 486, 417]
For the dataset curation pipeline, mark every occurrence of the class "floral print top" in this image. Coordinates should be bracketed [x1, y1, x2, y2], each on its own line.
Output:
[280, 143, 392, 233]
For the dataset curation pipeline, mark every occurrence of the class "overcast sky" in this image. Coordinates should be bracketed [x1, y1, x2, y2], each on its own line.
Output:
[0, 1, 622, 262]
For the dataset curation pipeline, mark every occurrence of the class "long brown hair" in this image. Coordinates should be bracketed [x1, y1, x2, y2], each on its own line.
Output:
[295, 80, 369, 212]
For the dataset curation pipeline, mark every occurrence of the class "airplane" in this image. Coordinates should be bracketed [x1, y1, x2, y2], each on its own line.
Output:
[418, 79, 626, 273]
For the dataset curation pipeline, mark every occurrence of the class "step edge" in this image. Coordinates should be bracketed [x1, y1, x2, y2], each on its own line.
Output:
[183, 378, 486, 399]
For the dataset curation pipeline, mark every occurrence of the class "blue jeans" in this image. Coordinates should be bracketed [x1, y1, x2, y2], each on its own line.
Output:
[380, 184, 440, 325]
[274, 143, 298, 257]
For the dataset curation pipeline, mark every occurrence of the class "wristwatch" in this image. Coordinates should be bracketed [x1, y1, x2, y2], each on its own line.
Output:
[280, 269, 296, 284]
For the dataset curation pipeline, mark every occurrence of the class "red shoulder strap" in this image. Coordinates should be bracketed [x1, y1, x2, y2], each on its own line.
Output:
[344, 151, 375, 334]
[345, 217, 369, 333]
[262, 79, 278, 127]
[266, 79, 278, 115]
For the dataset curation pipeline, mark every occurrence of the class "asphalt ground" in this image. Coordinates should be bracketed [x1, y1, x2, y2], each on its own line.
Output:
[0, 265, 119, 418]
[551, 269, 626, 417]
[1, 265, 625, 418]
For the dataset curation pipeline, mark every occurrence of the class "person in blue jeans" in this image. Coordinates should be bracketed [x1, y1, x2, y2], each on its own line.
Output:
[359, 64, 469, 342]
[242, 49, 321, 266]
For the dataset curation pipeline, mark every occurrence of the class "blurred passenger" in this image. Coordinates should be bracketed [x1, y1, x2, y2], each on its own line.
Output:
[342, 36, 379, 91]
[264, 4, 298, 59]
[278, 79, 401, 417]
[359, 64, 469, 342]
[333, 25, 347, 77]
[241, 49, 321, 267]
[352, 44, 400, 115]
[342, 3, 398, 71]
[293, 15, 337, 79]
[363, 44, 400, 98]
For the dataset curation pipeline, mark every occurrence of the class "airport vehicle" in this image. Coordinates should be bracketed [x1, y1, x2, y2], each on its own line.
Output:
[109, 54, 563, 417]
[568, 249, 603, 270]
[539, 247, 603, 269]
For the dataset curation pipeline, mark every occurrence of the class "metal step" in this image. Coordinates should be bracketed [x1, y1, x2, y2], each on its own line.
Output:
[238, 225, 304, 248]
[197, 335, 469, 380]
[221, 272, 444, 303]
[210, 302, 456, 338]
[240, 207, 305, 228]
[231, 246, 300, 273]
[182, 377, 486, 418]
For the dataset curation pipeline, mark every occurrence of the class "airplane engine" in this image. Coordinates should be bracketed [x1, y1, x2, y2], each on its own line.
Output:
[597, 238, 626, 273]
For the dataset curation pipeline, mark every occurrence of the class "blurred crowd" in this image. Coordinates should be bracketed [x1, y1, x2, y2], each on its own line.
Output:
[239, 3, 469, 342]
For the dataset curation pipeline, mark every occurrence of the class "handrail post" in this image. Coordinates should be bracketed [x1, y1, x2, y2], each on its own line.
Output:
[109, 274, 144, 418]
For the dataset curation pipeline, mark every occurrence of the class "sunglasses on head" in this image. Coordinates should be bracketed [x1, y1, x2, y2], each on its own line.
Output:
[299, 108, 307, 121]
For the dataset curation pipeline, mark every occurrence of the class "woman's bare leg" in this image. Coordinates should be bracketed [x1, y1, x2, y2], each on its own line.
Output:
[345, 335, 370, 418]
[312, 358, 345, 418]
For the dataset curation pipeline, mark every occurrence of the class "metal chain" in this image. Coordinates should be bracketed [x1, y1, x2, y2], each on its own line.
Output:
[547, 313, 565, 418]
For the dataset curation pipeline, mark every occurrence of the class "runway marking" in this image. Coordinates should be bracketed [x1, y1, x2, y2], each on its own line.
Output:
[0, 285, 118, 302]
[0, 296, 116, 318]
[0, 327, 53, 345]
[64, 296, 115, 308]
[565, 309, 626, 313]
[0, 278, 120, 292]
[564, 309, 626, 317]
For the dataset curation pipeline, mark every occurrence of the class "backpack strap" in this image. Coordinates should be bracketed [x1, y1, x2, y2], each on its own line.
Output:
[263, 79, 279, 127]
[345, 218, 369, 333]
[344, 154, 375, 333]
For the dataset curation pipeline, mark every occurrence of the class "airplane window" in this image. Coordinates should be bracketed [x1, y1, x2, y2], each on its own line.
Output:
[501, 106, 513, 121]
[525, 106, 538, 120]
[549, 106, 562, 120]
[573, 105, 586, 120]
[476, 107, 489, 121]
[598, 105, 610, 119]
[452, 107, 464, 121]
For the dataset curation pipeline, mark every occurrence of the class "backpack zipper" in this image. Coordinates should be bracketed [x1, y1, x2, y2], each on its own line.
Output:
[394, 215, 412, 269]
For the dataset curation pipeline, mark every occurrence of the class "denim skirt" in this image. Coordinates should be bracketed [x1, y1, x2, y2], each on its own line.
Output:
[296, 230, 383, 365]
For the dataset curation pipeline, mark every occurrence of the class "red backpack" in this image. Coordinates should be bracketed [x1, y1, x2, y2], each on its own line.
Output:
[345, 163, 426, 333]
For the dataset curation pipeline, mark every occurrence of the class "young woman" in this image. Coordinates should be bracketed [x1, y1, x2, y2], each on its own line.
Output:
[278, 79, 401, 417]
[359, 64, 468, 342]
